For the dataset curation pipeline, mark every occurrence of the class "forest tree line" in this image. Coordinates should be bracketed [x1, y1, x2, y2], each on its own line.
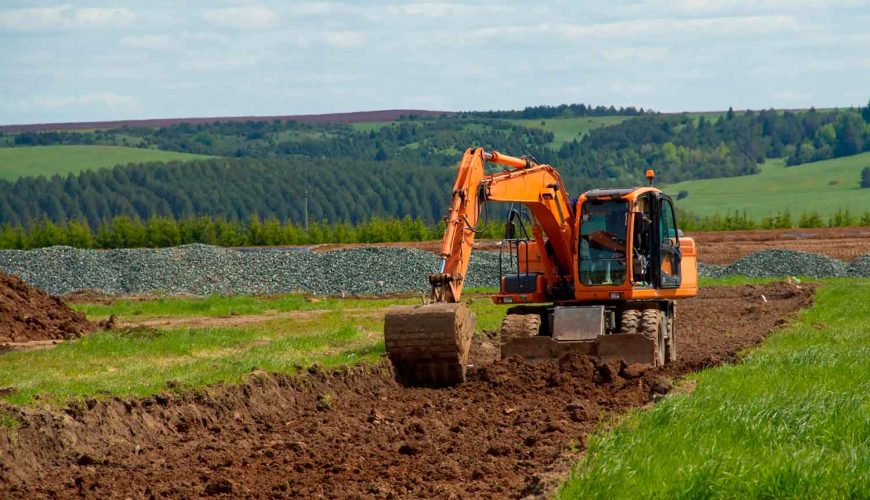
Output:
[1, 208, 867, 250]
[0, 104, 868, 231]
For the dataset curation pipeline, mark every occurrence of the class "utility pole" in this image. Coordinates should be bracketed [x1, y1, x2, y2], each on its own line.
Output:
[304, 189, 309, 231]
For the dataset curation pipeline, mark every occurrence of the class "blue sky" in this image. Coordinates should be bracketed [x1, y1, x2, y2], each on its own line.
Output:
[1, 1, 868, 124]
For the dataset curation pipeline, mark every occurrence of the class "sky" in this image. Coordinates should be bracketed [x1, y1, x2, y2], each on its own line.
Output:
[1, 0, 868, 124]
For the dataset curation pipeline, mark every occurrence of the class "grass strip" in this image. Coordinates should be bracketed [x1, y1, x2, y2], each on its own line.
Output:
[3, 295, 511, 406]
[559, 279, 870, 499]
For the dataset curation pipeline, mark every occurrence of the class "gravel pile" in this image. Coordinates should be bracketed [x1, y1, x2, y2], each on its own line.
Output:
[0, 245, 866, 297]
[721, 249, 851, 278]
[847, 254, 870, 278]
[697, 262, 727, 279]
[698, 249, 869, 279]
[0, 245, 506, 296]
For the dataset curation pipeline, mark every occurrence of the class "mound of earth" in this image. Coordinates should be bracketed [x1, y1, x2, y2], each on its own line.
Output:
[0, 273, 95, 344]
[0, 283, 813, 498]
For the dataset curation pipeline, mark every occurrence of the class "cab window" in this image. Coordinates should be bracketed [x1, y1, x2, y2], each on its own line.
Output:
[578, 199, 628, 286]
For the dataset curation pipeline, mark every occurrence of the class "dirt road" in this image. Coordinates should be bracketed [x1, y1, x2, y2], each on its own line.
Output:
[0, 283, 813, 498]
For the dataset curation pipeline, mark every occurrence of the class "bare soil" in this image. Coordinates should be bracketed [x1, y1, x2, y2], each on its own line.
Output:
[0, 283, 813, 499]
[0, 273, 95, 344]
[691, 227, 870, 265]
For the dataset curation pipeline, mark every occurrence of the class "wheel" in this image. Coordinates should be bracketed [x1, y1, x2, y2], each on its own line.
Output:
[666, 304, 677, 364]
[500, 313, 541, 340]
[619, 309, 641, 334]
[640, 308, 665, 367]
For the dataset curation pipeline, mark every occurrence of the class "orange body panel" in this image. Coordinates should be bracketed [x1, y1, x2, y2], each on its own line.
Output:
[515, 241, 547, 274]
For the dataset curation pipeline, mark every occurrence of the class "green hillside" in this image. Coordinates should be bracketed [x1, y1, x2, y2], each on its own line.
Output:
[348, 116, 634, 146]
[664, 152, 870, 219]
[507, 116, 632, 146]
[0, 145, 211, 181]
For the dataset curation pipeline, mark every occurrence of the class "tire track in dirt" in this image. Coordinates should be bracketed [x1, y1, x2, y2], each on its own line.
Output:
[0, 283, 813, 499]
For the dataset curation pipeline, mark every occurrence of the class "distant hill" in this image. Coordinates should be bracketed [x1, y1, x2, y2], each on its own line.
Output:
[0, 145, 212, 181]
[0, 109, 454, 133]
[665, 152, 870, 220]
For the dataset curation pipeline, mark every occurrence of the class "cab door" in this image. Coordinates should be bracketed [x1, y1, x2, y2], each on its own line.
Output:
[655, 195, 682, 288]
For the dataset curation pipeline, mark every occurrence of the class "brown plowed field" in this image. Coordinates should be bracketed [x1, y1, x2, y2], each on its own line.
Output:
[0, 283, 813, 499]
[311, 226, 870, 265]
[692, 226, 870, 265]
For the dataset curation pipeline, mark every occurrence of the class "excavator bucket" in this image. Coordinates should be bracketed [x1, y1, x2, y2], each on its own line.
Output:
[384, 303, 475, 387]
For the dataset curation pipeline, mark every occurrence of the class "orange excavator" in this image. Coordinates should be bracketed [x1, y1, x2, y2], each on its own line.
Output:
[384, 148, 698, 386]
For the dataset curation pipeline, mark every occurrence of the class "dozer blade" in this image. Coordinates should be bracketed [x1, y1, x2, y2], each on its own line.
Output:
[384, 303, 475, 387]
[501, 334, 657, 366]
[596, 333, 658, 365]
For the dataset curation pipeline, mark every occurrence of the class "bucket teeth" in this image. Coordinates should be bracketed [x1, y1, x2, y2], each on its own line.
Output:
[384, 303, 475, 387]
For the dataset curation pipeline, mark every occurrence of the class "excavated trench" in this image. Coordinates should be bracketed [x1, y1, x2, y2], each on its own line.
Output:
[0, 283, 813, 499]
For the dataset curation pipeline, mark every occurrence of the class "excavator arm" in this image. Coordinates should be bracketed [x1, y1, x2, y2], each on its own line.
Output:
[429, 147, 575, 303]
[385, 147, 576, 386]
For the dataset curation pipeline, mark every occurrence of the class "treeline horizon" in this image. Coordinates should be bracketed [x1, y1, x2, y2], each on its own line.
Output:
[0, 103, 867, 230]
[1, 209, 867, 251]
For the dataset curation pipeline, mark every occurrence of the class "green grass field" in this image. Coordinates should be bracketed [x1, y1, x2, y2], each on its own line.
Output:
[348, 116, 634, 147]
[559, 278, 869, 499]
[508, 116, 633, 146]
[664, 152, 870, 220]
[0, 292, 509, 406]
[0, 145, 211, 181]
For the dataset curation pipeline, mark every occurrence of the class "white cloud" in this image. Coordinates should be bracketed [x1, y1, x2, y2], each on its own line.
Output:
[656, 0, 869, 15]
[3, 93, 140, 112]
[600, 47, 669, 62]
[287, 2, 343, 16]
[120, 34, 174, 50]
[0, 5, 134, 32]
[466, 14, 801, 43]
[389, 2, 508, 17]
[558, 15, 800, 39]
[772, 90, 813, 102]
[201, 5, 278, 29]
[322, 30, 365, 48]
[74, 7, 134, 28]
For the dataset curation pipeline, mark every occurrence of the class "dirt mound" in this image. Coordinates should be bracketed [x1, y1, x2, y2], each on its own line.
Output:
[0, 273, 95, 344]
[0, 283, 813, 498]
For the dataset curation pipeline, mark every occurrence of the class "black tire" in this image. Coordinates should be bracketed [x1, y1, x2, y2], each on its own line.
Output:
[640, 308, 665, 367]
[500, 314, 541, 340]
[620, 309, 641, 334]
